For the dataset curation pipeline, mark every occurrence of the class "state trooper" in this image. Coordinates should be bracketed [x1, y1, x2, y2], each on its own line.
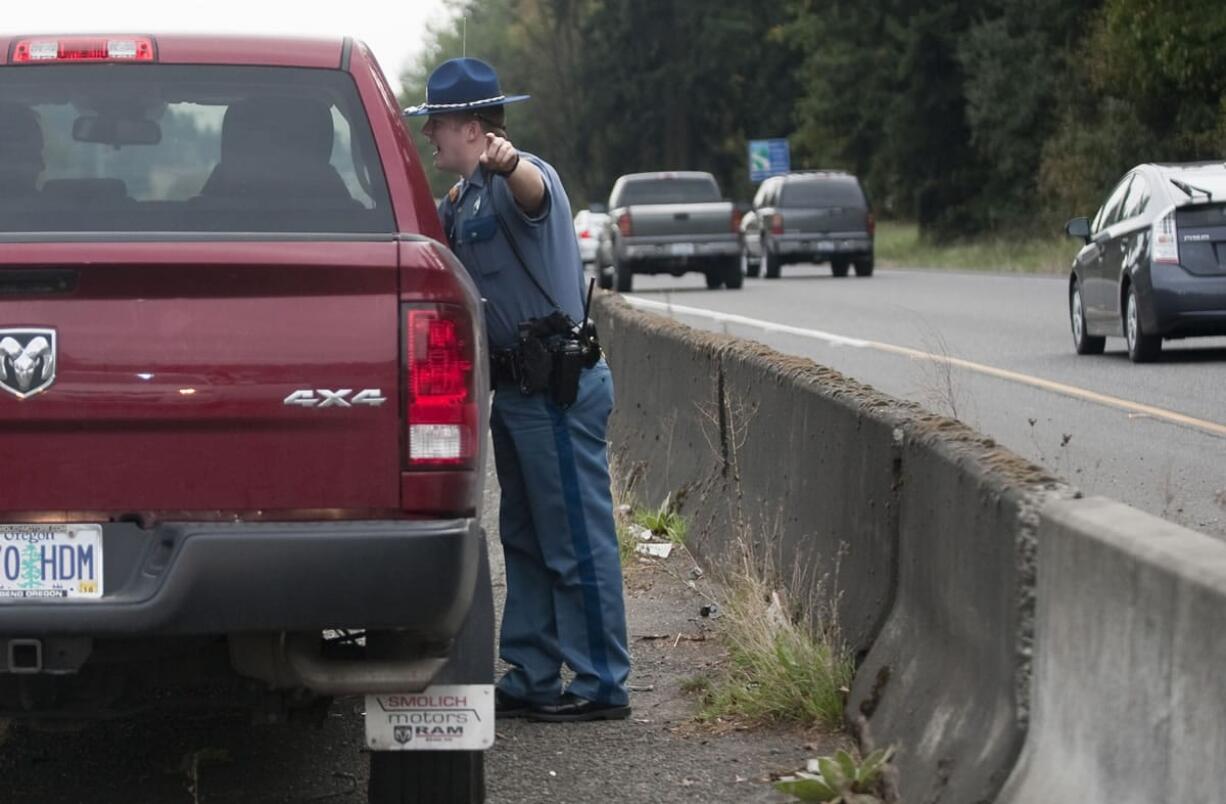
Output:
[406, 58, 631, 722]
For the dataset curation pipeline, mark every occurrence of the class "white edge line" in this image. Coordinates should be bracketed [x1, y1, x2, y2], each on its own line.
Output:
[624, 296, 871, 349]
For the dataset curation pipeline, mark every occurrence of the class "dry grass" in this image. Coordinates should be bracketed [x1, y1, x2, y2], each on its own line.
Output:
[876, 221, 1072, 274]
[693, 548, 853, 730]
[615, 517, 639, 565]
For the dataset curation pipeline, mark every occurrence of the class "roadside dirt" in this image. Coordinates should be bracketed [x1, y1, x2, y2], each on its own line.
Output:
[485, 539, 844, 804]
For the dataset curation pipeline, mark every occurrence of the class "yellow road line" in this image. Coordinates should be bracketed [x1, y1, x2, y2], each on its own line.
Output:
[624, 295, 1226, 440]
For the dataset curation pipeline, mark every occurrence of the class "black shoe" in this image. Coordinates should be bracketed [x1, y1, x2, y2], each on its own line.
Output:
[495, 689, 531, 719]
[528, 692, 631, 723]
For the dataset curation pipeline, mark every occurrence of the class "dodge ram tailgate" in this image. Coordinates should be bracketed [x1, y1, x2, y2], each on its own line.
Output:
[0, 241, 403, 515]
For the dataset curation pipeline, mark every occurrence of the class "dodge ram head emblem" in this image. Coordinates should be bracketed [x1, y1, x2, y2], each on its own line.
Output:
[0, 328, 57, 399]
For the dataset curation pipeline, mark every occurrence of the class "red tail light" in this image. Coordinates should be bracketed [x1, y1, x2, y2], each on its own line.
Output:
[731, 208, 744, 233]
[867, 210, 876, 237]
[771, 213, 785, 236]
[406, 307, 476, 467]
[579, 229, 591, 239]
[13, 37, 156, 63]
[617, 212, 633, 237]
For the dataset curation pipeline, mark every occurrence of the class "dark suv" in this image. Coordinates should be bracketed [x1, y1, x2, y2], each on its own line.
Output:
[740, 171, 875, 279]
[1065, 162, 1226, 363]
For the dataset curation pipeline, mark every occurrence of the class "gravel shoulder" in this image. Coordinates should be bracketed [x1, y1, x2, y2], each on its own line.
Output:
[483, 460, 846, 804]
[486, 538, 843, 804]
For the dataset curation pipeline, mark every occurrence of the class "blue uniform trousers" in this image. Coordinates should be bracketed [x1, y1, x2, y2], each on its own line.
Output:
[490, 360, 631, 706]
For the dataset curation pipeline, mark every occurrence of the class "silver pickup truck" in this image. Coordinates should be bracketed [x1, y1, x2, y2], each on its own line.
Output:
[595, 171, 742, 292]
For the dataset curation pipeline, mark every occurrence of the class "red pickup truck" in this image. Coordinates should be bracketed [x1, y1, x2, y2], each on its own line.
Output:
[0, 34, 492, 803]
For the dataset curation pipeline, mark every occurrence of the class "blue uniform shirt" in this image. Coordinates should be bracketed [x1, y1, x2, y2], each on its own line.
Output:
[440, 153, 586, 350]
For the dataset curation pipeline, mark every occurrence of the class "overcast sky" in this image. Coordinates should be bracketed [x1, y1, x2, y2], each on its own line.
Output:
[2, 0, 455, 96]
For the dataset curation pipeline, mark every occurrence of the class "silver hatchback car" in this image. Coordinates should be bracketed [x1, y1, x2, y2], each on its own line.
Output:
[1064, 162, 1226, 362]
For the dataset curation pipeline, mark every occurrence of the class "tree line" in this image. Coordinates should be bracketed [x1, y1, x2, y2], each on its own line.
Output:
[400, 0, 1226, 240]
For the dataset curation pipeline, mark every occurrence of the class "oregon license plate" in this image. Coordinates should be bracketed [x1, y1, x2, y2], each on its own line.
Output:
[816, 240, 835, 251]
[669, 242, 696, 257]
[366, 685, 495, 751]
[0, 524, 103, 599]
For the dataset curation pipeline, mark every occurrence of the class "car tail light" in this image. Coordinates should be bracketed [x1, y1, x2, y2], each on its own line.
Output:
[12, 37, 156, 63]
[578, 228, 591, 239]
[731, 208, 744, 233]
[617, 212, 633, 237]
[771, 213, 785, 236]
[867, 210, 876, 237]
[1151, 207, 1179, 265]
[406, 307, 476, 466]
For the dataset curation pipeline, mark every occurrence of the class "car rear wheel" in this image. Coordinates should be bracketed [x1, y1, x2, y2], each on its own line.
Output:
[1070, 282, 1105, 355]
[764, 249, 781, 279]
[853, 257, 874, 277]
[741, 244, 761, 278]
[1125, 285, 1161, 363]
[369, 750, 485, 804]
[614, 256, 634, 293]
[705, 270, 725, 290]
[831, 257, 850, 278]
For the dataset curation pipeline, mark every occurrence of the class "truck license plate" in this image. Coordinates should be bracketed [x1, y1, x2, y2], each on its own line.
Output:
[816, 240, 835, 251]
[669, 243, 696, 257]
[0, 524, 103, 599]
[366, 685, 495, 751]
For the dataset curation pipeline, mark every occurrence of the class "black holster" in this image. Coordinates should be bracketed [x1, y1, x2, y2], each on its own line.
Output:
[495, 313, 602, 409]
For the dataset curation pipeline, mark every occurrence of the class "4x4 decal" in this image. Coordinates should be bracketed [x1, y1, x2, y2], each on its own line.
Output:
[283, 389, 387, 408]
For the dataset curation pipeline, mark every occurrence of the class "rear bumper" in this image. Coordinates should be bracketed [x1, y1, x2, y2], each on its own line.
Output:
[0, 518, 481, 640]
[1143, 264, 1226, 337]
[619, 236, 739, 263]
[772, 233, 872, 258]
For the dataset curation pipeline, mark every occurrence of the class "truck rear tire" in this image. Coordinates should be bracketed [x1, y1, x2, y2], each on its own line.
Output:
[831, 257, 850, 278]
[705, 271, 724, 290]
[615, 256, 634, 293]
[367, 537, 493, 804]
[369, 751, 484, 804]
[723, 257, 744, 290]
[854, 257, 874, 277]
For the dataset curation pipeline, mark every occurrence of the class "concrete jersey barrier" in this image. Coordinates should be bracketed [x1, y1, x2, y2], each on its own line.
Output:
[848, 421, 1071, 803]
[593, 292, 1224, 803]
[998, 496, 1226, 804]
[595, 293, 912, 657]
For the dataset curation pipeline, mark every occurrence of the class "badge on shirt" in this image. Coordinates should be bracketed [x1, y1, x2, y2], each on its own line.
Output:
[473, 194, 482, 214]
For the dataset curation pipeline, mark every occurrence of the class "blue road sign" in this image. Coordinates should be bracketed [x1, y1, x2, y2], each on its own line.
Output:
[749, 139, 790, 183]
